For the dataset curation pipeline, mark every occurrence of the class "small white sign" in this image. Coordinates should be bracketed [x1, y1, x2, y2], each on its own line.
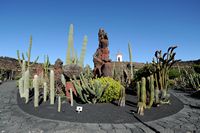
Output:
[76, 106, 83, 113]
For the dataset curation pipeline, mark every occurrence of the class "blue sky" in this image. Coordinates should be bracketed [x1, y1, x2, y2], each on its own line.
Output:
[0, 0, 200, 67]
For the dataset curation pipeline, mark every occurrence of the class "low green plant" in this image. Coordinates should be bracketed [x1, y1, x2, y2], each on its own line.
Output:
[98, 77, 122, 103]
[193, 64, 200, 74]
[168, 68, 181, 79]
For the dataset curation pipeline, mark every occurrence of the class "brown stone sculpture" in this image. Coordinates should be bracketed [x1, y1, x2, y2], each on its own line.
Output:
[93, 28, 112, 77]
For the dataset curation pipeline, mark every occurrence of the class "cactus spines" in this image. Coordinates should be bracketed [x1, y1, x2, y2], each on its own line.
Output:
[70, 88, 73, 106]
[43, 82, 47, 102]
[19, 77, 24, 98]
[22, 60, 26, 77]
[79, 35, 88, 67]
[33, 75, 39, 107]
[50, 70, 55, 105]
[148, 75, 154, 108]
[58, 96, 61, 112]
[24, 69, 30, 103]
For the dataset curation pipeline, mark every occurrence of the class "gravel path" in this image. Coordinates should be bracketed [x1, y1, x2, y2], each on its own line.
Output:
[0, 81, 200, 133]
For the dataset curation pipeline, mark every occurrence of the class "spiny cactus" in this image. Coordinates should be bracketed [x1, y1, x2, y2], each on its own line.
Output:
[152, 46, 180, 101]
[17, 36, 39, 70]
[50, 70, 55, 105]
[33, 75, 39, 107]
[70, 88, 73, 106]
[43, 82, 48, 102]
[65, 24, 88, 67]
[128, 42, 133, 79]
[71, 73, 109, 104]
[58, 96, 61, 112]
[19, 77, 24, 98]
[137, 76, 155, 115]
[147, 75, 154, 108]
[79, 35, 88, 68]
[24, 69, 30, 103]
[118, 86, 126, 107]
[66, 24, 75, 64]
[43, 55, 50, 81]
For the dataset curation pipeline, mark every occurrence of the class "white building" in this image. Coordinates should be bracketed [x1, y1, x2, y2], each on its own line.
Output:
[116, 51, 123, 62]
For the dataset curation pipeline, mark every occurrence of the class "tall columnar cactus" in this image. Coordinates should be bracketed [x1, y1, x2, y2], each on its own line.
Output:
[70, 88, 73, 106]
[118, 86, 126, 107]
[78, 35, 88, 68]
[58, 96, 61, 112]
[33, 75, 39, 107]
[50, 70, 55, 105]
[137, 77, 146, 116]
[141, 77, 146, 105]
[147, 75, 154, 108]
[19, 77, 24, 98]
[137, 77, 156, 116]
[17, 36, 39, 70]
[43, 55, 50, 81]
[43, 82, 47, 102]
[24, 69, 30, 103]
[66, 24, 74, 64]
[128, 42, 133, 79]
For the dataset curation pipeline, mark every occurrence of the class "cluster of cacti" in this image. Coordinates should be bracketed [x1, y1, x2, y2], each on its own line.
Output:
[17, 36, 39, 71]
[65, 24, 88, 68]
[152, 46, 180, 102]
[71, 73, 109, 104]
[137, 75, 154, 115]
[177, 69, 200, 90]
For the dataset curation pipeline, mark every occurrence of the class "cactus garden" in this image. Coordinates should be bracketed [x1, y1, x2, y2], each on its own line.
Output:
[10, 24, 186, 123]
[1, 1, 200, 132]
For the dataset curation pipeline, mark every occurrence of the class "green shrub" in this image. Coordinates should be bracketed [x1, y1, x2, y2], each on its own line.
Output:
[95, 77, 122, 102]
[168, 68, 181, 79]
[193, 64, 200, 74]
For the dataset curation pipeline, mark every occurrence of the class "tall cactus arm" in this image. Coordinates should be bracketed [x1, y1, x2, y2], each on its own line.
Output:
[17, 50, 22, 67]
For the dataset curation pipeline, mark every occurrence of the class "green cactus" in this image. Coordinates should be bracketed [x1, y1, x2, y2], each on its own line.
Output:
[79, 35, 88, 68]
[43, 82, 47, 102]
[128, 42, 133, 79]
[24, 69, 30, 103]
[43, 55, 50, 81]
[66, 24, 74, 64]
[17, 36, 39, 70]
[152, 46, 180, 102]
[118, 86, 126, 107]
[50, 70, 55, 105]
[137, 81, 141, 102]
[65, 24, 88, 67]
[19, 77, 24, 98]
[147, 75, 154, 108]
[141, 77, 146, 105]
[33, 75, 39, 107]
[71, 73, 109, 104]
